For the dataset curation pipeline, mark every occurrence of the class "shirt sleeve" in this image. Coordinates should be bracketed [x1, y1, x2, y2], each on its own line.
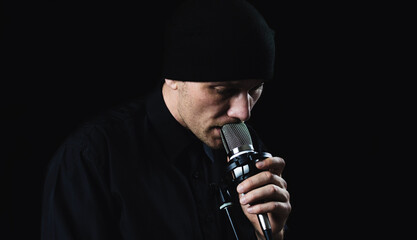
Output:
[41, 131, 120, 240]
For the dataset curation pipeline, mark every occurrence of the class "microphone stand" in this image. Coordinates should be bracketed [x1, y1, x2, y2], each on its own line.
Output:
[218, 184, 239, 240]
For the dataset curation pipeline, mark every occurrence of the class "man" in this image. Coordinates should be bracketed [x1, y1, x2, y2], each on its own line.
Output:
[41, 0, 291, 239]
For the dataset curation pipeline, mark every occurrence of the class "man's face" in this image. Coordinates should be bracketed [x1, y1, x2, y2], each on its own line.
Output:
[173, 79, 264, 149]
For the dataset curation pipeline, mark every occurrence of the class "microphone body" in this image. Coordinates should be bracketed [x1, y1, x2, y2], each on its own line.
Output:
[220, 123, 273, 240]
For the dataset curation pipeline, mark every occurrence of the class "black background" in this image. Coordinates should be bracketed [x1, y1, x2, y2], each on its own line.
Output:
[2, 0, 405, 239]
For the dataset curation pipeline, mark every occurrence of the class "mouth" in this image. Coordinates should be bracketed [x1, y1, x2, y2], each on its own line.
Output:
[213, 126, 222, 135]
[214, 121, 243, 130]
[210, 121, 243, 137]
[208, 126, 224, 139]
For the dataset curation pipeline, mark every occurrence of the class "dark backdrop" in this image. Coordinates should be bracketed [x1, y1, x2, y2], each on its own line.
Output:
[2, 0, 397, 239]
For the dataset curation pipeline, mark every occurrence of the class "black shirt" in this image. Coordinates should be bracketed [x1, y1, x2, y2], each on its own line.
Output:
[41, 85, 266, 239]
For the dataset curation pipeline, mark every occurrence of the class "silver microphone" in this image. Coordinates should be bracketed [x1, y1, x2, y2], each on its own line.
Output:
[220, 122, 273, 240]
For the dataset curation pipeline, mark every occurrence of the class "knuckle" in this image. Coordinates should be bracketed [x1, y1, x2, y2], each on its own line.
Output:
[274, 201, 291, 214]
[284, 189, 291, 201]
[274, 156, 285, 166]
[284, 202, 292, 215]
[271, 185, 280, 195]
[281, 178, 288, 189]
[280, 157, 286, 167]
[273, 201, 281, 210]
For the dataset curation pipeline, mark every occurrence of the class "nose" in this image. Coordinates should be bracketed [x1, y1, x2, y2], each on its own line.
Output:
[227, 92, 251, 122]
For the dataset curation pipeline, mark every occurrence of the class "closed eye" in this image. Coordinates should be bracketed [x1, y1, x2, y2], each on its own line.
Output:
[214, 86, 239, 97]
[249, 83, 264, 95]
[209, 81, 264, 98]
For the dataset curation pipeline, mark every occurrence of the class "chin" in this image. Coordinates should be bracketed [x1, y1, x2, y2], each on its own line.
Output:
[209, 144, 223, 150]
[206, 138, 224, 150]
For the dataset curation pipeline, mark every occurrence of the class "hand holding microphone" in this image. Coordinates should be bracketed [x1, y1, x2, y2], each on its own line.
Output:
[220, 123, 291, 240]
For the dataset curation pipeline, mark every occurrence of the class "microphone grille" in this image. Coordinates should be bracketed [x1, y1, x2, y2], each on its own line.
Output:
[221, 122, 253, 154]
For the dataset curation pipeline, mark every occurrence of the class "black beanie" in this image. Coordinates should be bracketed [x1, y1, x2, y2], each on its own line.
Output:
[162, 0, 275, 82]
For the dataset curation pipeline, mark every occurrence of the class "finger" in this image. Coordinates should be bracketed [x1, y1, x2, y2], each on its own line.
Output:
[246, 200, 292, 217]
[255, 157, 285, 176]
[239, 184, 290, 206]
[237, 171, 287, 194]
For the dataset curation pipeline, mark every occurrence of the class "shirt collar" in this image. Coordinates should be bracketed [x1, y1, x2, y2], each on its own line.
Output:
[146, 83, 201, 163]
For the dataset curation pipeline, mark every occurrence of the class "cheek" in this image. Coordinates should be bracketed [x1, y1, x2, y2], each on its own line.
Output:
[186, 89, 230, 120]
[183, 96, 215, 122]
[206, 99, 230, 118]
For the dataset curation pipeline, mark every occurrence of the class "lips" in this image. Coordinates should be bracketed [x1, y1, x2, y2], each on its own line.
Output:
[213, 127, 221, 134]
[210, 121, 242, 135]
[215, 121, 243, 129]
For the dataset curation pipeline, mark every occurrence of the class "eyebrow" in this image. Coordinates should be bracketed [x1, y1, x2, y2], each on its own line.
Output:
[208, 82, 237, 86]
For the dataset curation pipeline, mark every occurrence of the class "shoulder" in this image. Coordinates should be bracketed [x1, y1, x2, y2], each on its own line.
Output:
[51, 98, 148, 164]
[87, 97, 147, 130]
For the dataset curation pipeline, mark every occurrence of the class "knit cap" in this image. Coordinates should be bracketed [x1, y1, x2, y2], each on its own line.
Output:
[162, 0, 275, 82]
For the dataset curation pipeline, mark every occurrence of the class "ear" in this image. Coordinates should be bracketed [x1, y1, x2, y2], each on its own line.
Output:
[164, 79, 179, 90]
